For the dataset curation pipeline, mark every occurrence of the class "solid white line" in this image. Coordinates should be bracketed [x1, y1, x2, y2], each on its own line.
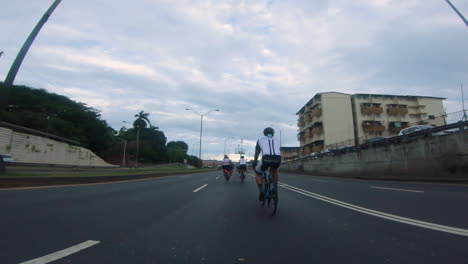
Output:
[370, 186, 424, 193]
[19, 240, 100, 264]
[193, 184, 208, 193]
[278, 182, 468, 237]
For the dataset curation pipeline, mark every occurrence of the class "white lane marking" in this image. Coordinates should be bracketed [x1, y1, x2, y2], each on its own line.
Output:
[193, 184, 208, 193]
[278, 182, 468, 237]
[310, 179, 328, 182]
[216, 176, 220, 180]
[370, 186, 424, 193]
[19, 240, 100, 264]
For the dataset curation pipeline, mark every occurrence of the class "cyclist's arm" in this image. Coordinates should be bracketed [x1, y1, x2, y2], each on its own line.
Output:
[254, 140, 261, 161]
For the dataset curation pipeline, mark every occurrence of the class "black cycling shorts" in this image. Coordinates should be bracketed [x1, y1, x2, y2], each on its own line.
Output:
[239, 165, 247, 170]
[261, 155, 282, 171]
[222, 165, 232, 171]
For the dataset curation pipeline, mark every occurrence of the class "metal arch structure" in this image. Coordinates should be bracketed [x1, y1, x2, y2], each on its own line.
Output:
[4, 0, 62, 86]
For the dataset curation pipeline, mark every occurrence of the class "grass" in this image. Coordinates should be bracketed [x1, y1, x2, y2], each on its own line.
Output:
[2, 165, 215, 178]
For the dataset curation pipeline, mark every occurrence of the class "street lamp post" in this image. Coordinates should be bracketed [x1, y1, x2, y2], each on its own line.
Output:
[186, 108, 219, 161]
[116, 138, 127, 167]
[5, 0, 62, 85]
[445, 0, 468, 27]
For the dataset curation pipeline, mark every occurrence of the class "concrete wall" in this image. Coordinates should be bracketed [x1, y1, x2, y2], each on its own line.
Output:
[0, 127, 117, 167]
[281, 131, 468, 180]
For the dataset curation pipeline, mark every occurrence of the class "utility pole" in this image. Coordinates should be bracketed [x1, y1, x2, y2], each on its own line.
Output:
[4, 0, 62, 85]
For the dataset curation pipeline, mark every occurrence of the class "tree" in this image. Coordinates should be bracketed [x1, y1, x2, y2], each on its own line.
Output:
[133, 110, 150, 129]
[132, 110, 151, 167]
[167, 141, 189, 153]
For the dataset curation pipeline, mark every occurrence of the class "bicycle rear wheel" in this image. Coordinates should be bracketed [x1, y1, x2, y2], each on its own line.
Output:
[270, 188, 278, 216]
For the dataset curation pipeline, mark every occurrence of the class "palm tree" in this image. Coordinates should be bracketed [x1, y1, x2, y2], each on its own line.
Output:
[133, 110, 150, 129]
[133, 111, 151, 167]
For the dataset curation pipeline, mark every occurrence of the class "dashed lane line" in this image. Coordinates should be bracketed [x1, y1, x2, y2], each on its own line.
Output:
[19, 240, 100, 264]
[193, 184, 208, 192]
[370, 186, 424, 193]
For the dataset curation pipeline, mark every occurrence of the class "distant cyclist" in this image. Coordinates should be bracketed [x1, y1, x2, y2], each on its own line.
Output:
[252, 127, 282, 201]
[238, 156, 247, 174]
[222, 155, 233, 177]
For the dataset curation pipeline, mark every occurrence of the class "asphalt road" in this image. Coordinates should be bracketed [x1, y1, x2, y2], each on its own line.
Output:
[1, 171, 468, 264]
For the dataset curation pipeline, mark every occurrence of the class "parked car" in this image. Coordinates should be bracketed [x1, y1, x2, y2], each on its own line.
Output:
[338, 145, 356, 154]
[398, 125, 445, 136]
[0, 154, 15, 162]
[319, 148, 334, 156]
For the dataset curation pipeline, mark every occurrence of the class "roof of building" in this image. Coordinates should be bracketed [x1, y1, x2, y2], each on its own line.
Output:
[296, 92, 350, 115]
[353, 93, 446, 100]
[297, 92, 446, 115]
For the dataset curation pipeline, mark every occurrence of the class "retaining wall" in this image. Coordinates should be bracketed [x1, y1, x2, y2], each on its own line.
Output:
[0, 127, 116, 167]
[282, 131, 468, 180]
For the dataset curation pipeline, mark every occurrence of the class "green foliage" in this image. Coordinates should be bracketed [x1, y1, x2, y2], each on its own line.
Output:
[167, 141, 189, 153]
[0, 83, 115, 156]
[0, 83, 196, 166]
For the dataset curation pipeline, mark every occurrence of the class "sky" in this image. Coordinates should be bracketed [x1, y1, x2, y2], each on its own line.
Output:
[1, 0, 467, 161]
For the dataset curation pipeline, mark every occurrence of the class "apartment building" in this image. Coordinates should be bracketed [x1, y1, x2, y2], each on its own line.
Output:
[352, 94, 446, 144]
[296, 92, 445, 156]
[296, 92, 355, 156]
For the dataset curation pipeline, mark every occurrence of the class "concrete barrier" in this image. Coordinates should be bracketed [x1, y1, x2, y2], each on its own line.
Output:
[282, 131, 468, 180]
[0, 127, 117, 167]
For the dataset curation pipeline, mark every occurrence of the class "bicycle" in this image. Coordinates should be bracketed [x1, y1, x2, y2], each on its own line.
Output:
[223, 168, 230, 182]
[261, 168, 278, 216]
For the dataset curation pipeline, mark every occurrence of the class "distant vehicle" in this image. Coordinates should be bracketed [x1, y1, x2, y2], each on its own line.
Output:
[338, 145, 356, 153]
[398, 125, 445, 136]
[307, 152, 318, 159]
[0, 154, 15, 162]
[319, 148, 334, 156]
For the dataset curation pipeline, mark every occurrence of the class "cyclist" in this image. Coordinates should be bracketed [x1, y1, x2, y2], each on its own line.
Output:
[222, 155, 233, 177]
[238, 155, 247, 176]
[252, 127, 282, 201]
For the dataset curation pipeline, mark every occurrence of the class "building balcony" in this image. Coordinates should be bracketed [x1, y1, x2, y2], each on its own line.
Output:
[388, 121, 409, 134]
[361, 106, 383, 115]
[312, 126, 323, 135]
[312, 145, 324, 153]
[363, 125, 385, 133]
[387, 108, 408, 115]
[312, 108, 322, 118]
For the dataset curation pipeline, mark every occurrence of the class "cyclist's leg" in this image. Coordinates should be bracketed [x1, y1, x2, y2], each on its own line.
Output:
[271, 167, 279, 184]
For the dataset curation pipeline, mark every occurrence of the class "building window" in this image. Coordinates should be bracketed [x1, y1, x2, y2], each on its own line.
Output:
[428, 115, 435, 120]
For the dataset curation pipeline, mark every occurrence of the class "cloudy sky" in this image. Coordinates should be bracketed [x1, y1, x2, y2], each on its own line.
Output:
[1, 0, 467, 160]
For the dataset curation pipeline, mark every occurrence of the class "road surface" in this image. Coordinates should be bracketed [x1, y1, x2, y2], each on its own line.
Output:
[1, 171, 468, 264]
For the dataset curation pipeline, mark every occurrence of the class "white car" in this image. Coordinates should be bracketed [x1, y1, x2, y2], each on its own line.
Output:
[398, 125, 445, 136]
[0, 154, 15, 162]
